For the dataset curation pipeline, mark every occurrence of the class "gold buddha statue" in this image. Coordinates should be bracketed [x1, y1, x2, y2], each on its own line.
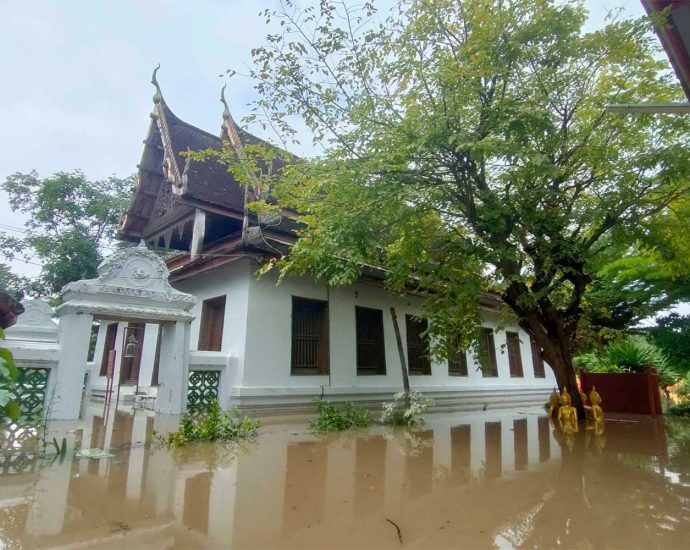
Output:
[558, 387, 578, 434]
[589, 386, 604, 422]
[549, 388, 560, 418]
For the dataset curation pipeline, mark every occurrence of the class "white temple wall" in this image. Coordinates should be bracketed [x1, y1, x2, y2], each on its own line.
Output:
[86, 259, 555, 411]
[235, 266, 556, 407]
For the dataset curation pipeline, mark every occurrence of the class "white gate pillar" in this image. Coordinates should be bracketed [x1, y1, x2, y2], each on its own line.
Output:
[48, 311, 93, 419]
[156, 320, 192, 414]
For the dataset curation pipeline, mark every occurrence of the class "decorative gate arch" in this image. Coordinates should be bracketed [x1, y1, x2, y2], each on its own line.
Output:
[51, 244, 195, 419]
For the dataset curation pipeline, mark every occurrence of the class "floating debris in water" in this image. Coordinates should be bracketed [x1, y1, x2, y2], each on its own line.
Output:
[76, 448, 114, 459]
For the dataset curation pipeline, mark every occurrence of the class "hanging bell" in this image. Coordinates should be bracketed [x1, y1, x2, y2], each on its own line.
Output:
[124, 333, 138, 358]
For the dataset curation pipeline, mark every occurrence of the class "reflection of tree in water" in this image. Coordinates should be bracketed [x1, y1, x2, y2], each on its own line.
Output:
[666, 418, 690, 483]
[383, 427, 434, 458]
[167, 438, 258, 470]
[498, 419, 690, 548]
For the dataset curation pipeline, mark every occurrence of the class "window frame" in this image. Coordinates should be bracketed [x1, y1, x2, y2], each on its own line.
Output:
[198, 295, 226, 352]
[355, 306, 386, 376]
[506, 331, 524, 378]
[448, 334, 468, 376]
[291, 296, 330, 375]
[479, 328, 498, 377]
[406, 314, 431, 376]
[530, 337, 546, 378]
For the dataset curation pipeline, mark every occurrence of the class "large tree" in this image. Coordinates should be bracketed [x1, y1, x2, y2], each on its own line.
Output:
[0, 170, 133, 297]
[240, 0, 690, 413]
[578, 199, 690, 348]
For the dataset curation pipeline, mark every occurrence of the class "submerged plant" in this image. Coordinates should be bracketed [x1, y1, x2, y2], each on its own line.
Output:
[666, 402, 690, 418]
[162, 402, 259, 448]
[382, 392, 434, 427]
[310, 398, 373, 432]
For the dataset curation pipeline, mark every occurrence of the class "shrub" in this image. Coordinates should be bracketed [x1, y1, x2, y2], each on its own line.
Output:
[0, 328, 20, 422]
[382, 392, 434, 427]
[576, 336, 684, 399]
[162, 402, 259, 448]
[310, 398, 372, 432]
[604, 336, 669, 373]
[666, 402, 690, 417]
[576, 336, 670, 374]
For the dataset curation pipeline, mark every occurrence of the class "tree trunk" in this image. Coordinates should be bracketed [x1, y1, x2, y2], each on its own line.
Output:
[390, 307, 411, 408]
[543, 345, 585, 420]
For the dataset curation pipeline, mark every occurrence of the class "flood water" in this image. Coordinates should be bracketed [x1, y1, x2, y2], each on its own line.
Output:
[1, 405, 689, 549]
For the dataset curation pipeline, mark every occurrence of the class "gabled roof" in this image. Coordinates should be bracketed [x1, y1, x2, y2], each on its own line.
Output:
[161, 101, 246, 211]
[120, 67, 296, 240]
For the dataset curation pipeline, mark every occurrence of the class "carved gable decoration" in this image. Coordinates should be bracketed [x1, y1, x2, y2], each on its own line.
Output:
[5, 300, 59, 343]
[141, 180, 193, 242]
[58, 245, 195, 321]
[153, 176, 175, 220]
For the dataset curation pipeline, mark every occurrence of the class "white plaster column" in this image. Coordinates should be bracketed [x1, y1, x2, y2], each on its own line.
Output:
[48, 312, 93, 420]
[149, 416, 180, 515]
[26, 460, 72, 536]
[190, 208, 206, 260]
[384, 435, 406, 510]
[495, 331, 512, 380]
[470, 419, 486, 478]
[156, 320, 191, 414]
[208, 465, 238, 542]
[111, 322, 128, 387]
[432, 426, 451, 478]
[527, 415, 540, 469]
[501, 418, 513, 474]
[324, 440, 355, 521]
[125, 411, 149, 501]
[90, 322, 109, 374]
[217, 357, 234, 410]
[137, 323, 160, 389]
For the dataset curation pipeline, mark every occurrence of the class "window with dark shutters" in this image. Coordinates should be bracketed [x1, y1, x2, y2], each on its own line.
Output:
[291, 297, 329, 375]
[356, 306, 386, 375]
[406, 315, 431, 375]
[479, 328, 498, 377]
[449, 334, 468, 376]
[531, 337, 546, 378]
[506, 331, 524, 378]
[198, 296, 226, 351]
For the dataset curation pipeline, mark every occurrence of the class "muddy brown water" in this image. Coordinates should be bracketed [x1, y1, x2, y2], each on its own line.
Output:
[0, 406, 689, 549]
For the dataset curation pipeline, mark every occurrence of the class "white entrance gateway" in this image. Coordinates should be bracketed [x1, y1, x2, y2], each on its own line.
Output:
[49, 244, 195, 419]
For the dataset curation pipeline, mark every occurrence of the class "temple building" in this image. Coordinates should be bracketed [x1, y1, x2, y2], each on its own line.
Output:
[88, 71, 556, 412]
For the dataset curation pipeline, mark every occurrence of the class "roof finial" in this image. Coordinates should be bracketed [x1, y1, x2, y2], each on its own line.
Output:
[152, 64, 163, 104]
[220, 84, 231, 121]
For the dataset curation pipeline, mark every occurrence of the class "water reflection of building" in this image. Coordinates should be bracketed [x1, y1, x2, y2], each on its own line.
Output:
[0, 407, 567, 548]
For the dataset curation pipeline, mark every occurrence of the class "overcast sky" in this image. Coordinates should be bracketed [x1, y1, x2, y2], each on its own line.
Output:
[0, 0, 651, 281]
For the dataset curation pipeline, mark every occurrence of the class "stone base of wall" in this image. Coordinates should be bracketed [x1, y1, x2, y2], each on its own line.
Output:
[229, 386, 552, 416]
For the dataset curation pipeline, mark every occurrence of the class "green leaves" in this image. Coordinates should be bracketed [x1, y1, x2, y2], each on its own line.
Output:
[0, 170, 134, 297]
[162, 402, 260, 448]
[245, 0, 690, 372]
[310, 398, 373, 432]
[0, 343, 20, 422]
